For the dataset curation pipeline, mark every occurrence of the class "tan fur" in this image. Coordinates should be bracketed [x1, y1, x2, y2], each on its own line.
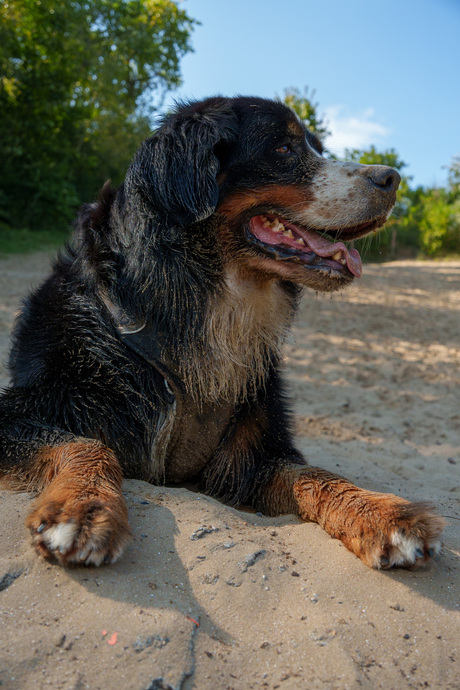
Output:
[287, 119, 307, 138]
[230, 406, 267, 456]
[218, 185, 314, 224]
[179, 264, 295, 403]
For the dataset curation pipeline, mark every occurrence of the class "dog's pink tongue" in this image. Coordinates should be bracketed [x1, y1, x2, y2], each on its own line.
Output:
[297, 227, 362, 278]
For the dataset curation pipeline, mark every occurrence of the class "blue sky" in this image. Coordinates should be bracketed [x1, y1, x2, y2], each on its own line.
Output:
[163, 0, 460, 188]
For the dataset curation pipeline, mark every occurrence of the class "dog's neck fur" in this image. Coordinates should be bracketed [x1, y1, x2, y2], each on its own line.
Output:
[104, 256, 297, 406]
[177, 265, 297, 404]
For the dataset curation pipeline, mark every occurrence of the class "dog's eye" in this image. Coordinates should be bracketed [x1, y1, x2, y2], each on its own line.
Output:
[275, 144, 292, 155]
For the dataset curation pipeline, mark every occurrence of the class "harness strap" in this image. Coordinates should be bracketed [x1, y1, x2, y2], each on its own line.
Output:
[99, 292, 178, 402]
[99, 292, 182, 482]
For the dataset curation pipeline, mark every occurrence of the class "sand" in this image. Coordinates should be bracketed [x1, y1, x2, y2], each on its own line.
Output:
[0, 254, 459, 690]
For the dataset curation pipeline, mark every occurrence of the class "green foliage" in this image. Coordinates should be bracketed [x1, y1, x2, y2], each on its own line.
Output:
[0, 0, 196, 231]
[418, 188, 460, 257]
[0, 221, 68, 255]
[447, 156, 460, 199]
[282, 87, 330, 142]
[343, 146, 407, 171]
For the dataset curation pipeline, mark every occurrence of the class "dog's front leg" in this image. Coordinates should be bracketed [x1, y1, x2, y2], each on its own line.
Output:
[256, 464, 445, 569]
[2, 428, 131, 566]
[23, 439, 131, 566]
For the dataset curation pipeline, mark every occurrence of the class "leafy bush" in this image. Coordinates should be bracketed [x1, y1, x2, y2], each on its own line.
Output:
[0, 0, 196, 233]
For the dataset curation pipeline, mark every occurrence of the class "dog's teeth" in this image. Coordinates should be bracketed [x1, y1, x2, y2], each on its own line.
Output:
[341, 258, 347, 265]
[332, 251, 342, 261]
[296, 237, 305, 246]
[263, 218, 282, 232]
[262, 217, 294, 236]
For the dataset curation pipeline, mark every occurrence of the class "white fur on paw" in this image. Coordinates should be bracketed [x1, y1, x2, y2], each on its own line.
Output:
[42, 521, 78, 554]
[378, 530, 442, 569]
[37, 520, 126, 566]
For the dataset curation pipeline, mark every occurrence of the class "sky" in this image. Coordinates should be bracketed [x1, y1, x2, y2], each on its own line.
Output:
[162, 0, 460, 189]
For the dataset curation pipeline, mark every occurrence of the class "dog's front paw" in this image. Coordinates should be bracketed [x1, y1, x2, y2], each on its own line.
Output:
[345, 500, 446, 569]
[26, 490, 131, 566]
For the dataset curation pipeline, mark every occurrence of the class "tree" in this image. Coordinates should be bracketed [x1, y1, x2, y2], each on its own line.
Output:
[0, 0, 196, 230]
[417, 188, 460, 257]
[283, 87, 330, 143]
[447, 156, 460, 200]
[342, 146, 406, 172]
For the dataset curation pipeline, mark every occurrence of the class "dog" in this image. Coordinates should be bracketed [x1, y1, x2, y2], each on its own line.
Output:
[0, 96, 445, 568]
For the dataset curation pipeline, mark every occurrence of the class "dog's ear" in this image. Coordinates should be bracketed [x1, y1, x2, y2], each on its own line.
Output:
[127, 101, 239, 226]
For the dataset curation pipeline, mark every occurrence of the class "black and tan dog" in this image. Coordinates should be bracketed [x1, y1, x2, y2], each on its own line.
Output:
[0, 97, 444, 568]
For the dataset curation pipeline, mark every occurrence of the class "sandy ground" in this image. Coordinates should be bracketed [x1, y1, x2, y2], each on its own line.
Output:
[0, 253, 459, 690]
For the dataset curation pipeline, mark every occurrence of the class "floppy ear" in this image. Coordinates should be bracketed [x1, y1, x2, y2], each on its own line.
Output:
[127, 101, 239, 227]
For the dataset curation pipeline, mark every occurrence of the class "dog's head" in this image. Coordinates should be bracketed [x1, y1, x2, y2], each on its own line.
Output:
[125, 96, 400, 292]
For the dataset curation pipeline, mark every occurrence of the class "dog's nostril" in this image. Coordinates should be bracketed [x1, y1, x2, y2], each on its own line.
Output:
[367, 166, 401, 191]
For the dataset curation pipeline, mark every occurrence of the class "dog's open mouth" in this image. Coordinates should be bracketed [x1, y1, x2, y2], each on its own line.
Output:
[247, 215, 377, 278]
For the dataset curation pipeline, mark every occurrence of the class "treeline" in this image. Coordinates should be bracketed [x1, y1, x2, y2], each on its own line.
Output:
[0, 0, 196, 235]
[285, 89, 460, 259]
[1, 4, 458, 259]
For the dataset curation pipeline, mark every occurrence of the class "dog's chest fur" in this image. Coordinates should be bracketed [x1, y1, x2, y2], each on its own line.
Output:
[159, 271, 296, 482]
[179, 268, 296, 404]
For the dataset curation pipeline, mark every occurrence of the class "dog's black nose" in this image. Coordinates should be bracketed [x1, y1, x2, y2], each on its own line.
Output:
[367, 166, 401, 192]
